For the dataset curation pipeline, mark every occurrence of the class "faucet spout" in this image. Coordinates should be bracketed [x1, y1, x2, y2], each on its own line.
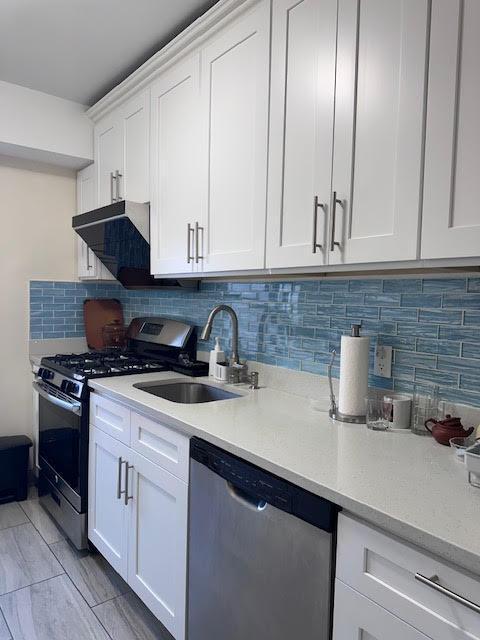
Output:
[200, 304, 240, 364]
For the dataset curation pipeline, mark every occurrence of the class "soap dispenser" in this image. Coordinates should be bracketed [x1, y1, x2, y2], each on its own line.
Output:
[209, 337, 225, 377]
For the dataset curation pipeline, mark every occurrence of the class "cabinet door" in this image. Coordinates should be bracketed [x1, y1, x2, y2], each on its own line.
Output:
[330, 0, 428, 264]
[422, 0, 480, 259]
[202, 0, 270, 272]
[77, 164, 98, 279]
[88, 427, 130, 579]
[95, 115, 122, 207]
[333, 581, 430, 640]
[266, 0, 337, 269]
[150, 56, 201, 275]
[128, 451, 188, 640]
[119, 90, 150, 203]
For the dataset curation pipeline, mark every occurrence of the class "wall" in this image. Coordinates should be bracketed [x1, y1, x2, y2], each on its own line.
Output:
[30, 275, 480, 407]
[0, 81, 93, 169]
[1, 157, 77, 438]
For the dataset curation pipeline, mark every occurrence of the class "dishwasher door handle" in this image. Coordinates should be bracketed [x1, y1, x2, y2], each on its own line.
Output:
[227, 481, 267, 512]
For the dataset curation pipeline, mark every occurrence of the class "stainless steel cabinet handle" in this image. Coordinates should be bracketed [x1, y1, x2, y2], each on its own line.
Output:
[330, 191, 342, 251]
[187, 223, 195, 263]
[124, 463, 134, 505]
[115, 169, 122, 202]
[312, 196, 325, 253]
[415, 573, 480, 615]
[110, 171, 116, 203]
[116, 457, 124, 499]
[86, 248, 92, 271]
[195, 221, 204, 264]
[32, 381, 82, 415]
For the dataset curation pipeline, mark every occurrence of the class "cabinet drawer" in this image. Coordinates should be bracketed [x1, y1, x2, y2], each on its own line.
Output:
[90, 394, 131, 445]
[337, 513, 480, 640]
[333, 580, 429, 640]
[131, 411, 189, 482]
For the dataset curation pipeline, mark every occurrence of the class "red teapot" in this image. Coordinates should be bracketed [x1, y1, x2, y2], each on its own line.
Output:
[425, 414, 473, 446]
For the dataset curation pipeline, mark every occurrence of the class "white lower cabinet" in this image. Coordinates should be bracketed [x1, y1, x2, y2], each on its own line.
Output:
[88, 427, 130, 578]
[334, 513, 480, 640]
[128, 451, 188, 640]
[89, 397, 189, 640]
[333, 580, 429, 640]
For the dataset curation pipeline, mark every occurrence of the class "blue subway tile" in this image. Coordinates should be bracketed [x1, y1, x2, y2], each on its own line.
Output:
[417, 338, 460, 356]
[438, 387, 480, 407]
[333, 292, 364, 305]
[397, 323, 438, 338]
[415, 368, 459, 387]
[462, 343, 480, 360]
[383, 279, 421, 293]
[380, 307, 418, 322]
[391, 364, 415, 380]
[418, 309, 462, 324]
[459, 373, 480, 392]
[464, 311, 480, 326]
[437, 355, 480, 374]
[364, 293, 401, 306]
[443, 294, 480, 309]
[348, 279, 382, 292]
[320, 280, 349, 291]
[439, 326, 480, 342]
[378, 335, 416, 351]
[467, 278, 480, 292]
[346, 306, 379, 319]
[401, 294, 442, 308]
[395, 351, 436, 368]
[422, 278, 466, 292]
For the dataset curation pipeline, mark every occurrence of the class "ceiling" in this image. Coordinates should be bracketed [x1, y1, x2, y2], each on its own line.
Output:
[0, 0, 219, 106]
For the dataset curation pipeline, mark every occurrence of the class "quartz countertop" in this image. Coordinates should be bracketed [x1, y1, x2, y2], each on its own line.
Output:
[89, 371, 480, 577]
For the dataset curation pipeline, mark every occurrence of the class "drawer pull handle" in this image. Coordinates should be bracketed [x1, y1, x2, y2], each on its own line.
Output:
[415, 573, 480, 615]
[124, 463, 134, 506]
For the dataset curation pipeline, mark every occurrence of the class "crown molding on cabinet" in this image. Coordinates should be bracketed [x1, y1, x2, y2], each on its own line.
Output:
[86, 0, 256, 123]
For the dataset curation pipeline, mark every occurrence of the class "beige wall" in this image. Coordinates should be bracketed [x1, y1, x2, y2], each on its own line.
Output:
[0, 156, 76, 438]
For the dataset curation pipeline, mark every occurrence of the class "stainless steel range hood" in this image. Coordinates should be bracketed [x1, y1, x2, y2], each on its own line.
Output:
[72, 201, 198, 290]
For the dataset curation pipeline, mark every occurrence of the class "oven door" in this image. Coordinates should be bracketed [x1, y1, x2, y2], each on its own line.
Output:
[34, 380, 87, 512]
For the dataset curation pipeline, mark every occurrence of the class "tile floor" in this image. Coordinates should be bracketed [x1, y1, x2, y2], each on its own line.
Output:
[0, 489, 173, 640]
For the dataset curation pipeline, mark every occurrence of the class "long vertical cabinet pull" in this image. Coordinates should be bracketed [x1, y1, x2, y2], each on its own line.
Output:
[124, 463, 134, 506]
[312, 196, 325, 253]
[195, 221, 204, 264]
[110, 172, 116, 203]
[117, 457, 124, 499]
[330, 191, 342, 251]
[187, 224, 195, 264]
[115, 169, 123, 202]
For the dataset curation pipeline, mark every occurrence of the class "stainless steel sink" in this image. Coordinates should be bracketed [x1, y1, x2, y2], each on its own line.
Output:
[133, 380, 241, 404]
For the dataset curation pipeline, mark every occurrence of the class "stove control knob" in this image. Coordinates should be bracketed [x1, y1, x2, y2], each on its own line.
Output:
[37, 367, 45, 378]
[42, 369, 54, 381]
[69, 382, 79, 395]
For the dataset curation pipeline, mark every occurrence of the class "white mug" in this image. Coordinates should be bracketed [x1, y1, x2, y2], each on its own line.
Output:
[385, 395, 412, 430]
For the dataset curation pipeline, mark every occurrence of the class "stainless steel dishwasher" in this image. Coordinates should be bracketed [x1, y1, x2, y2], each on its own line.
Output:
[188, 438, 337, 640]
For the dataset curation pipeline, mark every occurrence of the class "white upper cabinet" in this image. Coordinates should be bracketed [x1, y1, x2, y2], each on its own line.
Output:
[329, 0, 428, 265]
[150, 56, 202, 275]
[266, 0, 337, 269]
[422, 0, 480, 259]
[201, 0, 270, 272]
[76, 164, 114, 280]
[95, 90, 149, 207]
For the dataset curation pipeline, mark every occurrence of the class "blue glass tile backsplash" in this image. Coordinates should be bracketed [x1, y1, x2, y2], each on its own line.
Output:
[30, 276, 480, 406]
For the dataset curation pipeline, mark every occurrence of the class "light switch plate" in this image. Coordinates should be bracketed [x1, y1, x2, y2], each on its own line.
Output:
[374, 344, 392, 378]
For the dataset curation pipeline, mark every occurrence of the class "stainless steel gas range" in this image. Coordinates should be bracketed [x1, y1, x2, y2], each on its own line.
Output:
[33, 317, 205, 549]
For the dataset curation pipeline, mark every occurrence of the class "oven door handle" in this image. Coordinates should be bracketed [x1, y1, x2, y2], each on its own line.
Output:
[33, 381, 82, 416]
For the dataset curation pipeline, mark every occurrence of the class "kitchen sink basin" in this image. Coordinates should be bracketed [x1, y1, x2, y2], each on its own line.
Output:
[133, 380, 241, 404]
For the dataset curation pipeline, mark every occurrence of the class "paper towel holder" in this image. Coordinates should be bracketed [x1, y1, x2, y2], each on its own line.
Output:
[328, 331, 367, 424]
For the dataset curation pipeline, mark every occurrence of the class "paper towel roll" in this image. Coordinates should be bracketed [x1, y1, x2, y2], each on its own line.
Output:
[338, 334, 370, 416]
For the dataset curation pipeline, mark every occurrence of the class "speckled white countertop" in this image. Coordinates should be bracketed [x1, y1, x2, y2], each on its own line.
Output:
[89, 371, 480, 577]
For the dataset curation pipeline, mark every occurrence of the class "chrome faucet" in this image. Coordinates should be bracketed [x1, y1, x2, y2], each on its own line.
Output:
[200, 305, 240, 364]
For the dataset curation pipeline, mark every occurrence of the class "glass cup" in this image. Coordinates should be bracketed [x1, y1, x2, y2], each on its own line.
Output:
[411, 383, 439, 436]
[365, 396, 392, 431]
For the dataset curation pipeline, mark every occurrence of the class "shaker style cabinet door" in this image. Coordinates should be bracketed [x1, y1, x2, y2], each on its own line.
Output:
[95, 114, 123, 207]
[266, 0, 337, 269]
[119, 90, 150, 204]
[330, 0, 428, 265]
[421, 0, 480, 259]
[88, 427, 130, 580]
[150, 55, 202, 275]
[201, 0, 270, 272]
[127, 451, 188, 640]
[333, 581, 430, 640]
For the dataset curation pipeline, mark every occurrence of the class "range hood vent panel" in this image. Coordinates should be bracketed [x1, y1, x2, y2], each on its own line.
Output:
[72, 201, 198, 290]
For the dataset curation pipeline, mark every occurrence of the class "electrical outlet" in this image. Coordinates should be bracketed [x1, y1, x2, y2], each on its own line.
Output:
[374, 344, 392, 378]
